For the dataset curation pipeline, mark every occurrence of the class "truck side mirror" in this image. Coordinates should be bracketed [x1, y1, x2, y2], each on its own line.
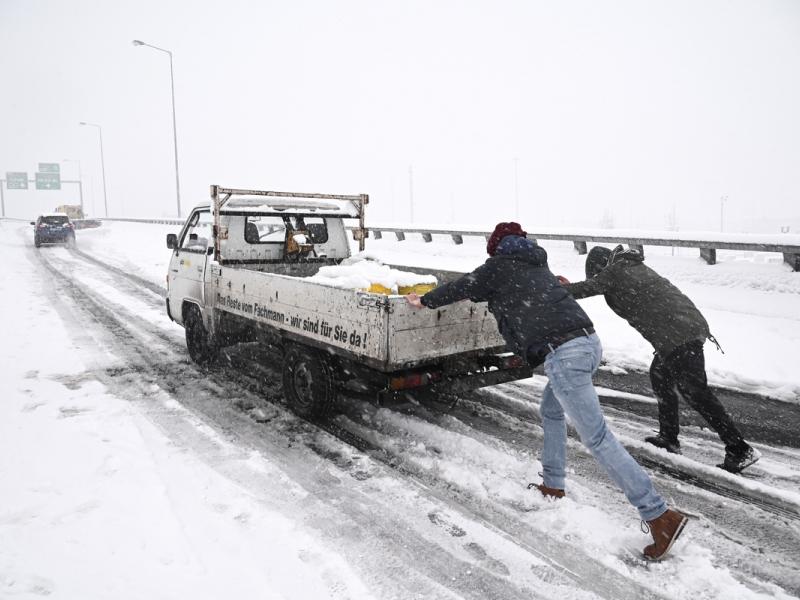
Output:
[166, 233, 178, 249]
[30, 221, 35, 226]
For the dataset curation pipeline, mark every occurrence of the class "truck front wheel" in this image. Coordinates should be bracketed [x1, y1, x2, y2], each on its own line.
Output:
[282, 345, 335, 419]
[185, 305, 218, 365]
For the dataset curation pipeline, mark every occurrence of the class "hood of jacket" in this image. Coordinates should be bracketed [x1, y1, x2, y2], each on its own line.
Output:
[585, 245, 643, 278]
[608, 244, 644, 266]
[494, 235, 548, 266]
[585, 246, 612, 278]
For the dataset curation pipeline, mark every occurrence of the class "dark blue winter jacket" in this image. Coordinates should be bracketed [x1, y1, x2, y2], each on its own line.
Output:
[421, 236, 594, 357]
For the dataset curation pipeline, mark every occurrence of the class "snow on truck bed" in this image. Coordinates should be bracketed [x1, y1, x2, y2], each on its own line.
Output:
[305, 253, 437, 294]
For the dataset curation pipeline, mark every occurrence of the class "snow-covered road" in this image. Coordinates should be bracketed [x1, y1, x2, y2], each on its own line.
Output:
[1, 220, 799, 599]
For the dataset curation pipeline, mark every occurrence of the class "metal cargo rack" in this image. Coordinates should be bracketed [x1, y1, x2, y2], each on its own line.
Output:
[210, 185, 370, 261]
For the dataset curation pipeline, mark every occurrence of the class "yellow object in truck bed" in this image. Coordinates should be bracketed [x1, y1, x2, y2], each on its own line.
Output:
[367, 283, 394, 295]
[398, 283, 436, 295]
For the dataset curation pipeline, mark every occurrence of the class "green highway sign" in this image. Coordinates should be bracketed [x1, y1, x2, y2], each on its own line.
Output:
[38, 163, 60, 174]
[5, 172, 28, 189]
[35, 172, 61, 190]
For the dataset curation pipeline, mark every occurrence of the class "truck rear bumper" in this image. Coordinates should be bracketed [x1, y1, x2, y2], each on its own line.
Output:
[375, 360, 533, 404]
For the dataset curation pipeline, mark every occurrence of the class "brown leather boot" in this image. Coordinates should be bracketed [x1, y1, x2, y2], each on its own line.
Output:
[528, 483, 565, 499]
[643, 509, 689, 561]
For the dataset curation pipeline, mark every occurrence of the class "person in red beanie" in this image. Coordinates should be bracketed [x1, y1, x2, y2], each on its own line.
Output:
[486, 221, 527, 256]
[406, 222, 688, 561]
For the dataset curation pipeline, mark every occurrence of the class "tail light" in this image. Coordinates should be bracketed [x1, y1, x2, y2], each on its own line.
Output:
[66, 223, 74, 229]
[37, 224, 47, 229]
[390, 373, 429, 391]
[389, 371, 442, 391]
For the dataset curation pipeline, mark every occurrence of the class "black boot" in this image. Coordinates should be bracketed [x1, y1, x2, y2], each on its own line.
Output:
[718, 445, 761, 473]
[645, 434, 681, 455]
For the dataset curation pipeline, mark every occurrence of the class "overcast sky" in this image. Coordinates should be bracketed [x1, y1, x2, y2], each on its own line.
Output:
[1, 0, 799, 232]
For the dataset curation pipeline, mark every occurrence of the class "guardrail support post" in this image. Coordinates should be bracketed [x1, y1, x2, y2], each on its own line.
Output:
[373, 230, 382, 240]
[395, 231, 405, 241]
[451, 234, 463, 245]
[573, 240, 587, 255]
[700, 247, 717, 265]
[784, 253, 800, 272]
[422, 232, 432, 243]
[631, 244, 644, 258]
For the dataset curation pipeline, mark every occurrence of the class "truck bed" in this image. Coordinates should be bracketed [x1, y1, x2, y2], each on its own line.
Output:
[212, 262, 505, 371]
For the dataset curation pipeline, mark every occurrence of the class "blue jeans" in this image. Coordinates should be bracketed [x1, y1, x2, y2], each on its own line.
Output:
[540, 334, 667, 522]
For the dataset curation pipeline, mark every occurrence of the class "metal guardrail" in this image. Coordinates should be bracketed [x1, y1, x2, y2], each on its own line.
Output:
[101, 217, 185, 226]
[349, 226, 800, 271]
[88, 218, 800, 272]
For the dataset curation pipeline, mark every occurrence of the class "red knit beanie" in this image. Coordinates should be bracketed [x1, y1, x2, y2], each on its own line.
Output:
[486, 222, 527, 256]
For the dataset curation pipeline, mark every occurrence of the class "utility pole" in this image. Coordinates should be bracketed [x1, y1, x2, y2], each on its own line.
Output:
[720, 195, 728, 232]
[408, 165, 414, 223]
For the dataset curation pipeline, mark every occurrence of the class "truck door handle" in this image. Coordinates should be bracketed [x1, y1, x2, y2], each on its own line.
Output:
[197, 266, 203, 273]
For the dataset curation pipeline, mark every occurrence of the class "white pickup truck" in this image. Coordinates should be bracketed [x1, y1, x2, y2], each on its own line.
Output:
[165, 186, 532, 417]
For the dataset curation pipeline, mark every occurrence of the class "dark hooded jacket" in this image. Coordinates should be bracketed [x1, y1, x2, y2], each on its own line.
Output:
[564, 246, 710, 357]
[421, 236, 593, 357]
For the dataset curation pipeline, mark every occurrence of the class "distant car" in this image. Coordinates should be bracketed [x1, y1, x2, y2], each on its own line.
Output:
[54, 204, 84, 220]
[31, 213, 76, 248]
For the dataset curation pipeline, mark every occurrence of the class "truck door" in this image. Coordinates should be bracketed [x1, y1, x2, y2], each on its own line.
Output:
[167, 209, 213, 325]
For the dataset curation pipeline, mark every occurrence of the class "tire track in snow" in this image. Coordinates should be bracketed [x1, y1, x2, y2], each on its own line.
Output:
[31, 240, 634, 599]
[37, 239, 800, 597]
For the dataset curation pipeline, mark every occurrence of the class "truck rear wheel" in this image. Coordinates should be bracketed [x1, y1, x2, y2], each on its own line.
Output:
[282, 345, 335, 419]
[185, 305, 218, 365]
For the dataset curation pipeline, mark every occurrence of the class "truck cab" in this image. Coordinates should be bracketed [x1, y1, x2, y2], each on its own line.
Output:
[165, 188, 365, 328]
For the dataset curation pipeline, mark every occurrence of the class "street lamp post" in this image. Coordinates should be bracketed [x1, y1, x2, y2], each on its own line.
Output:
[62, 158, 84, 214]
[133, 39, 182, 218]
[79, 122, 108, 217]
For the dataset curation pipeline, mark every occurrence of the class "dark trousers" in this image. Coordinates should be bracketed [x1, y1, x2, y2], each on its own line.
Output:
[649, 340, 746, 453]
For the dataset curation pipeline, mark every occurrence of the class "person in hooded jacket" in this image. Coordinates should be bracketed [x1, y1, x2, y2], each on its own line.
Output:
[406, 223, 688, 561]
[560, 245, 759, 474]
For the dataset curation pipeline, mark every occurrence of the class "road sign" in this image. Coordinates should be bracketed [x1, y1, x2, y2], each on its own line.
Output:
[35, 172, 61, 190]
[39, 163, 60, 174]
[5, 172, 28, 189]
